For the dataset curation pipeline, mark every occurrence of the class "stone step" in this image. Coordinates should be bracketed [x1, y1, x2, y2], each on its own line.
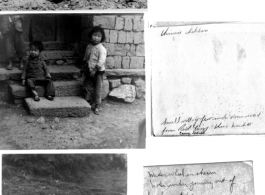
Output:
[0, 65, 80, 81]
[10, 80, 84, 99]
[41, 50, 77, 60]
[9, 79, 110, 104]
[25, 96, 91, 117]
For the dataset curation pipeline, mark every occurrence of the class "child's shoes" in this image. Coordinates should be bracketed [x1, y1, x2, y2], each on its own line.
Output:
[94, 107, 99, 115]
[47, 96, 54, 101]
[6, 64, 13, 70]
[33, 95, 40, 101]
[19, 64, 24, 70]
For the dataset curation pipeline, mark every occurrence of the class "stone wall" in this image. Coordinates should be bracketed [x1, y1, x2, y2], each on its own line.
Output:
[81, 14, 145, 69]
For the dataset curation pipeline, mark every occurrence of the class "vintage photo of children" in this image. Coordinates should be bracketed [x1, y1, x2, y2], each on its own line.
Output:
[0, 13, 146, 149]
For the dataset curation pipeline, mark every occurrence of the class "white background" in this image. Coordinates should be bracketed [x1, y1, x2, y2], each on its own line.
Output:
[2, 0, 265, 195]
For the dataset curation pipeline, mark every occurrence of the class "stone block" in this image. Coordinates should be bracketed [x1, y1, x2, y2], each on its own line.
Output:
[126, 32, 134, 44]
[133, 15, 144, 32]
[123, 16, 134, 31]
[55, 81, 83, 97]
[109, 84, 136, 103]
[136, 44, 145, 56]
[106, 57, 115, 69]
[134, 32, 144, 44]
[109, 79, 121, 89]
[41, 51, 75, 60]
[110, 30, 118, 43]
[104, 29, 110, 43]
[25, 96, 91, 117]
[105, 69, 145, 77]
[118, 31, 127, 44]
[122, 57, 130, 69]
[103, 43, 115, 56]
[127, 44, 136, 56]
[9, 81, 84, 100]
[114, 56, 122, 69]
[121, 77, 132, 84]
[115, 17, 124, 30]
[130, 57, 145, 69]
[93, 16, 116, 29]
[114, 44, 127, 56]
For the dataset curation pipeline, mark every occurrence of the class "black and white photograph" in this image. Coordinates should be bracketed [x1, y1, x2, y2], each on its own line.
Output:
[0, 0, 147, 11]
[0, 13, 146, 149]
[2, 153, 127, 195]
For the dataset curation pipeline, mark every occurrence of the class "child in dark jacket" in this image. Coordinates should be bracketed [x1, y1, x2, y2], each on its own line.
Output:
[21, 41, 55, 101]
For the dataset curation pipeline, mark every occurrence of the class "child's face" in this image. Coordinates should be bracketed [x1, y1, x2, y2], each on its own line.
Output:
[29, 45, 40, 57]
[92, 32, 102, 44]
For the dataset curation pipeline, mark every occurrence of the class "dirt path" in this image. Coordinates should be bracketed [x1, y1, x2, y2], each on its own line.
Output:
[0, 0, 147, 10]
[0, 99, 145, 149]
[3, 169, 127, 195]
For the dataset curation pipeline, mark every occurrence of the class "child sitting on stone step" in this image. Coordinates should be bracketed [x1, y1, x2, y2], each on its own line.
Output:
[82, 26, 107, 115]
[21, 41, 55, 101]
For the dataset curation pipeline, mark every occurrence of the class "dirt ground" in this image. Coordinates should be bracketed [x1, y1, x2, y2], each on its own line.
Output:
[3, 169, 127, 195]
[0, 0, 147, 10]
[0, 97, 145, 149]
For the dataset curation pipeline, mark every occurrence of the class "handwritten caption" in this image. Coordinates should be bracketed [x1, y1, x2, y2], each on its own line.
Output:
[160, 27, 208, 37]
[160, 112, 261, 135]
[144, 162, 254, 195]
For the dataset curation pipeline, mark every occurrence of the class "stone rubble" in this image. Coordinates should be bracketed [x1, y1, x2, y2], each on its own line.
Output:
[0, 0, 147, 11]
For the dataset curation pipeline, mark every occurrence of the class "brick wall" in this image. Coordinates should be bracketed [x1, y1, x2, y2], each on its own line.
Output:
[81, 14, 145, 69]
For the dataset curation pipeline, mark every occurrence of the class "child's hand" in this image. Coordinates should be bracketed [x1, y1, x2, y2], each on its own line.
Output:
[89, 70, 96, 77]
[46, 74, 52, 79]
[96, 65, 101, 69]
[22, 80, 25, 86]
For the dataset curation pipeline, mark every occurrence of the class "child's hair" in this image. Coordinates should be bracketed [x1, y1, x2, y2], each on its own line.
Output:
[29, 41, 44, 52]
[88, 26, 106, 43]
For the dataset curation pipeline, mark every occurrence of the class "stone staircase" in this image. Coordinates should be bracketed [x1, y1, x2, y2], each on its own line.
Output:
[0, 47, 93, 117]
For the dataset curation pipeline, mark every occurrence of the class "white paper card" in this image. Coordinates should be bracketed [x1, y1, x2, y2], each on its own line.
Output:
[151, 23, 265, 136]
[144, 161, 254, 195]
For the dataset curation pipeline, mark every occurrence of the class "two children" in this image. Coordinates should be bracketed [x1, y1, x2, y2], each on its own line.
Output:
[0, 15, 26, 70]
[21, 41, 55, 101]
[20, 26, 106, 114]
[82, 26, 107, 115]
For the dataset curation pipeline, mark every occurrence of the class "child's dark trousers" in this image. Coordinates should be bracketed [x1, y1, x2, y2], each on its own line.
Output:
[83, 71, 104, 105]
[26, 78, 55, 97]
